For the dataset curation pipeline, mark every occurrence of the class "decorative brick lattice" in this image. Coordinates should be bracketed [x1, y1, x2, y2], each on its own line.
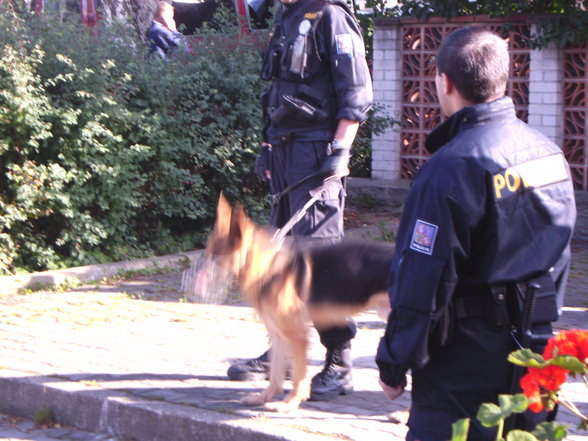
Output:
[399, 21, 531, 179]
[562, 44, 588, 189]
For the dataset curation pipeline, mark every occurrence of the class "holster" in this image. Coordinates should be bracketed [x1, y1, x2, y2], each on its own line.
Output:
[506, 274, 559, 327]
[270, 94, 328, 123]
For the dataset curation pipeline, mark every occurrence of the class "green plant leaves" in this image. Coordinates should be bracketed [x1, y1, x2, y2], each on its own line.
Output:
[506, 430, 539, 441]
[451, 418, 470, 441]
[509, 350, 587, 375]
[477, 394, 529, 427]
[548, 355, 588, 375]
[532, 421, 568, 441]
[508, 349, 546, 368]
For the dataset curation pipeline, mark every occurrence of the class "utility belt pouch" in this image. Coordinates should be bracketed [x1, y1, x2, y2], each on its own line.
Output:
[485, 286, 510, 328]
[289, 34, 308, 76]
[260, 37, 286, 81]
[507, 274, 559, 327]
[453, 288, 509, 328]
[269, 105, 290, 123]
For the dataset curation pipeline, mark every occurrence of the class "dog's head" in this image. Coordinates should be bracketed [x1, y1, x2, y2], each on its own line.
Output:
[205, 193, 267, 276]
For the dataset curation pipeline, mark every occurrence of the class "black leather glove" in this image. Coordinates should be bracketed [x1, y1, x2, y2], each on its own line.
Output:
[319, 141, 351, 178]
[255, 144, 271, 182]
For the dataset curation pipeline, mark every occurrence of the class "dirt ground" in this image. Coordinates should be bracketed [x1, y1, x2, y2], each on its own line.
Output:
[344, 199, 399, 230]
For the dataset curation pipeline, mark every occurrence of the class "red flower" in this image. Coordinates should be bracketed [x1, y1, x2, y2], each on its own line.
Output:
[520, 370, 543, 412]
[543, 329, 588, 363]
[535, 365, 568, 392]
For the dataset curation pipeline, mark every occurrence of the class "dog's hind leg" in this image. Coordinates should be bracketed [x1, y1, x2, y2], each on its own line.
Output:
[241, 331, 286, 406]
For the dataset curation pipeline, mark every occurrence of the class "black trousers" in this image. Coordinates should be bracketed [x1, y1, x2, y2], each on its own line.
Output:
[268, 139, 356, 348]
[406, 320, 552, 441]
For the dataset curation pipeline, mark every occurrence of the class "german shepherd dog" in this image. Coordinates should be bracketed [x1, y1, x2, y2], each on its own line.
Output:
[206, 194, 394, 412]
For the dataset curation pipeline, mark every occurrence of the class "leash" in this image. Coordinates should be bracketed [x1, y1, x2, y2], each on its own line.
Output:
[271, 174, 338, 246]
[269, 171, 322, 207]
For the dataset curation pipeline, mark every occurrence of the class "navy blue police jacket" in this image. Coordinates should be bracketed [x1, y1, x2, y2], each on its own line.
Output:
[376, 96, 577, 387]
[261, 0, 373, 143]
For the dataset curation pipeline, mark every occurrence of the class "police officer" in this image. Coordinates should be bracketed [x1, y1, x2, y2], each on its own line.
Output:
[226, 0, 373, 401]
[376, 25, 576, 441]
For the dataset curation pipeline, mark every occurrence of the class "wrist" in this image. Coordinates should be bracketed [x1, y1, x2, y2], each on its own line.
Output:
[331, 139, 351, 151]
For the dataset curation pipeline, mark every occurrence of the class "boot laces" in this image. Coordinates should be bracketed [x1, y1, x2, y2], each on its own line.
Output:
[320, 348, 342, 375]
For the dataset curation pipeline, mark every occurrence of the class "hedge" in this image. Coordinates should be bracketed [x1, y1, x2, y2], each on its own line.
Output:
[0, 3, 395, 275]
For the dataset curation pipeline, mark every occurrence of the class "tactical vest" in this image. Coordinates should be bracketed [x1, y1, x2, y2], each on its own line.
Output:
[260, 0, 359, 141]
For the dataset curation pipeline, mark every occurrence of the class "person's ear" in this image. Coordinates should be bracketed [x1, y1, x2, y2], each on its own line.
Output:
[439, 72, 454, 97]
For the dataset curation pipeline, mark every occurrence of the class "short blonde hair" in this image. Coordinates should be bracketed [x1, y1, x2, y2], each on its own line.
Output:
[156, 1, 173, 17]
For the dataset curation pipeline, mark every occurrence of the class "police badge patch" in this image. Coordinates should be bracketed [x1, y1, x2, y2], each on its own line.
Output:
[410, 219, 438, 255]
[335, 33, 353, 55]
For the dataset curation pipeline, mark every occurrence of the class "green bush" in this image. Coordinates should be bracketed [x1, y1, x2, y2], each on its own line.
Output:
[383, 0, 588, 48]
[0, 4, 268, 274]
[0, 3, 395, 275]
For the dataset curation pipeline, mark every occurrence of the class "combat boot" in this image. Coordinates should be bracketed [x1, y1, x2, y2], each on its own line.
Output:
[227, 350, 270, 381]
[309, 345, 353, 401]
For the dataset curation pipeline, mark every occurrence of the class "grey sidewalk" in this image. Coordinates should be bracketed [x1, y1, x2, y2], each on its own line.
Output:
[0, 265, 586, 441]
[0, 181, 586, 441]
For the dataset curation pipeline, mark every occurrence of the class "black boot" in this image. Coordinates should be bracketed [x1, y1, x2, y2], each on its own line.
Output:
[309, 346, 353, 401]
[227, 350, 270, 381]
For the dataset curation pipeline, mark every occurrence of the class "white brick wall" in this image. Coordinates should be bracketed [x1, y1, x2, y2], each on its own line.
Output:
[527, 24, 563, 143]
[371, 21, 402, 180]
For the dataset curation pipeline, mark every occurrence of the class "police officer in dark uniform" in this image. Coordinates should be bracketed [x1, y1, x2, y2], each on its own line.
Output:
[227, 0, 373, 401]
[376, 25, 576, 441]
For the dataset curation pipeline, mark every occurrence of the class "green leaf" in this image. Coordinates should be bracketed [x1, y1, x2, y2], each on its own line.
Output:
[450, 418, 470, 441]
[506, 429, 539, 441]
[477, 403, 504, 427]
[508, 349, 547, 368]
[532, 421, 568, 441]
[498, 394, 529, 415]
[477, 394, 529, 428]
[547, 355, 588, 375]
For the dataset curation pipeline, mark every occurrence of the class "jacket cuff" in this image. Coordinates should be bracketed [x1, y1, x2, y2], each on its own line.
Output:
[377, 360, 408, 388]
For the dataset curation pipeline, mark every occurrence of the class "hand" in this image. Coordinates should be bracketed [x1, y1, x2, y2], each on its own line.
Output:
[319, 143, 350, 178]
[379, 378, 406, 400]
[255, 144, 271, 181]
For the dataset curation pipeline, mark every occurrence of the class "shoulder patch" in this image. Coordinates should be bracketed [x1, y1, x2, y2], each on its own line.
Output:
[410, 219, 438, 255]
[304, 12, 319, 19]
[335, 33, 353, 55]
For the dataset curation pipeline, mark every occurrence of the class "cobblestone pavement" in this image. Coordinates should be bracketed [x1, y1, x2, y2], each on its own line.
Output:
[0, 188, 586, 441]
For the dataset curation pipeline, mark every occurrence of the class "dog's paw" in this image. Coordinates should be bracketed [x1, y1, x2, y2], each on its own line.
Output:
[264, 400, 299, 413]
[240, 392, 267, 406]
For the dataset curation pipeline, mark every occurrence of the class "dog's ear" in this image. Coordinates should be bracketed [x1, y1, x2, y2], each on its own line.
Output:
[215, 192, 233, 236]
[228, 203, 246, 244]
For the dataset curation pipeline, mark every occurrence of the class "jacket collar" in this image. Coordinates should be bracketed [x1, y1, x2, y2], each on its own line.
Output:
[425, 96, 516, 154]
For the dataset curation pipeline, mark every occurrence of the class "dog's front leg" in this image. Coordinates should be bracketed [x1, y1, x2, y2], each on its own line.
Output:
[264, 333, 309, 413]
[241, 333, 286, 407]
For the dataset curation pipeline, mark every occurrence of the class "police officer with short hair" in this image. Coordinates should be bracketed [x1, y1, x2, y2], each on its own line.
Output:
[377, 25, 576, 441]
[227, 0, 373, 400]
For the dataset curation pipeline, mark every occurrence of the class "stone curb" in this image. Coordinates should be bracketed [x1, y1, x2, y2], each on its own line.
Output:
[0, 371, 332, 441]
[0, 251, 203, 296]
